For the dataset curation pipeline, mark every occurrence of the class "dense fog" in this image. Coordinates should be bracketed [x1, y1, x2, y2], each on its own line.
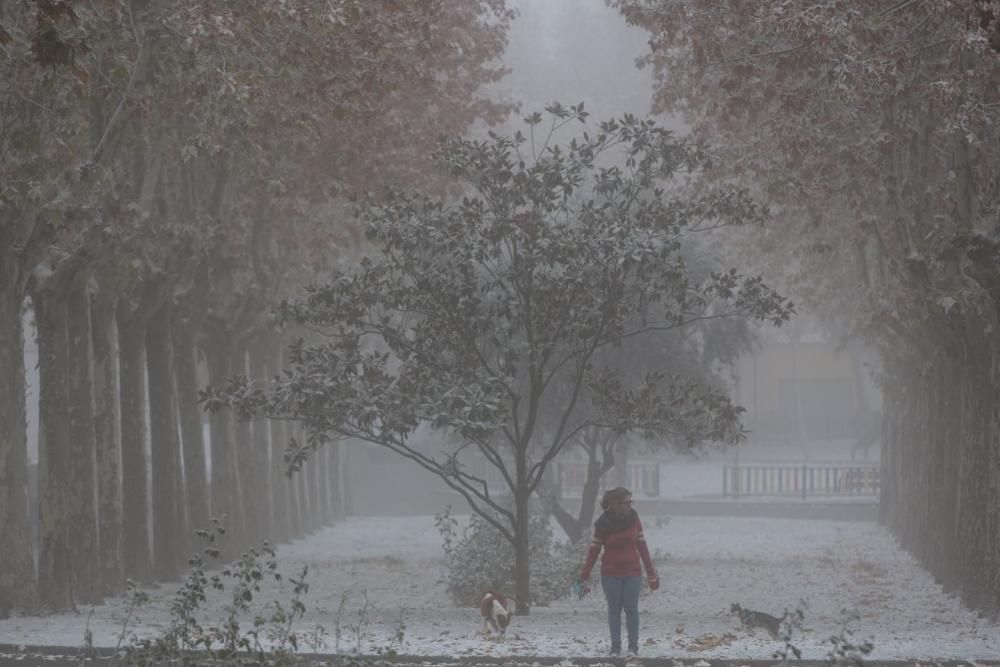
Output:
[2, 0, 998, 662]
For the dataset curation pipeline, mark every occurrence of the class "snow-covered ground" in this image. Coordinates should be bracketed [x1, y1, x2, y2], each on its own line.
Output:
[0, 515, 997, 661]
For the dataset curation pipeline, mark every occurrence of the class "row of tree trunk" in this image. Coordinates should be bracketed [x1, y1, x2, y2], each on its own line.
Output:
[880, 307, 1000, 613]
[1, 283, 343, 615]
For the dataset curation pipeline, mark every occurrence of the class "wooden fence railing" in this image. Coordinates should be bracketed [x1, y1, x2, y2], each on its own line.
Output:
[722, 464, 880, 499]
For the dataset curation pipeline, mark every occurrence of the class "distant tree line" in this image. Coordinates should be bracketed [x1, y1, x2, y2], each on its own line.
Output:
[0, 0, 514, 617]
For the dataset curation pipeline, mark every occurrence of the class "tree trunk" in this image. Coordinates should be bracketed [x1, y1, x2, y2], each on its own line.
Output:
[204, 332, 244, 554]
[146, 300, 181, 580]
[543, 433, 612, 543]
[230, 346, 256, 545]
[33, 289, 73, 610]
[513, 426, 531, 615]
[297, 468, 311, 534]
[329, 440, 344, 520]
[989, 330, 1000, 610]
[174, 436, 188, 570]
[325, 442, 340, 523]
[542, 463, 577, 542]
[173, 321, 208, 545]
[340, 439, 354, 517]
[928, 358, 958, 588]
[268, 437, 290, 542]
[955, 321, 993, 610]
[306, 438, 322, 531]
[577, 447, 608, 536]
[91, 291, 122, 596]
[267, 339, 289, 542]
[317, 444, 333, 526]
[295, 422, 312, 534]
[283, 419, 302, 539]
[513, 488, 531, 615]
[0, 285, 36, 616]
[116, 302, 151, 583]
[878, 364, 901, 527]
[880, 328, 996, 612]
[248, 342, 273, 540]
[65, 281, 101, 603]
[314, 445, 327, 527]
[874, 113, 1000, 613]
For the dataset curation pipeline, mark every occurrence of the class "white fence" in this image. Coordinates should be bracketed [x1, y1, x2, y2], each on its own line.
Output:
[722, 463, 880, 498]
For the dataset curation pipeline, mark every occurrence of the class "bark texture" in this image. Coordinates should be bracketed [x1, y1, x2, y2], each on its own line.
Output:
[205, 332, 244, 555]
[146, 300, 181, 580]
[65, 281, 101, 603]
[91, 291, 122, 595]
[173, 322, 208, 539]
[0, 286, 36, 616]
[33, 289, 73, 610]
[117, 302, 151, 583]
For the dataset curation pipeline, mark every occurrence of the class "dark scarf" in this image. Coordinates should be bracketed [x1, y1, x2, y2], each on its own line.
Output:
[594, 508, 638, 538]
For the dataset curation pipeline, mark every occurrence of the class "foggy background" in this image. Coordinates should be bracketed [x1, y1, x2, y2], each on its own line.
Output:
[17, 0, 880, 516]
[6, 1, 997, 656]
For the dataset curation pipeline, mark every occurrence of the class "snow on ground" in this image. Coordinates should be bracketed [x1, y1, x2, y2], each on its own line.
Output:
[0, 514, 997, 661]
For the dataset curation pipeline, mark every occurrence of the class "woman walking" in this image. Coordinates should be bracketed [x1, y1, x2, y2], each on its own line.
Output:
[578, 487, 659, 658]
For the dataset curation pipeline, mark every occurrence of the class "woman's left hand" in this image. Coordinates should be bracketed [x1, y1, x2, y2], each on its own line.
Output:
[647, 575, 660, 591]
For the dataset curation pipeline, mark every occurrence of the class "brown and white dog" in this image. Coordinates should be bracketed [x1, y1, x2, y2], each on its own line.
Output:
[480, 591, 514, 636]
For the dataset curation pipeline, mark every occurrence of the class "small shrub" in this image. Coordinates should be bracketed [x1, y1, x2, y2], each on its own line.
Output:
[772, 603, 873, 667]
[110, 518, 314, 666]
[827, 609, 873, 667]
[435, 504, 582, 607]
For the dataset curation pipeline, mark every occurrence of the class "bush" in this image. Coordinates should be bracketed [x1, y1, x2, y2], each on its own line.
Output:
[112, 520, 314, 665]
[434, 504, 583, 607]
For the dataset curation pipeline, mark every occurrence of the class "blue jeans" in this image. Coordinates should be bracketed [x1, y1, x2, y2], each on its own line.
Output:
[601, 575, 641, 651]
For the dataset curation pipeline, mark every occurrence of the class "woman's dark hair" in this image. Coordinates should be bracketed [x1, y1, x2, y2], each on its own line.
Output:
[600, 486, 632, 511]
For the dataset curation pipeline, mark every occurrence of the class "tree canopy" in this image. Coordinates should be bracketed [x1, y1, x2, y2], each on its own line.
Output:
[206, 106, 792, 612]
[613, 0, 1000, 613]
[0, 0, 515, 615]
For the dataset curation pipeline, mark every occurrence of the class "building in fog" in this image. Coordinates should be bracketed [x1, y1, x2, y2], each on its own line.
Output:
[733, 320, 882, 462]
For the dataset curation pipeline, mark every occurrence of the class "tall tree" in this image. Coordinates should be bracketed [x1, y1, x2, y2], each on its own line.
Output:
[90, 267, 123, 595]
[146, 298, 183, 579]
[2, 0, 518, 607]
[65, 277, 101, 603]
[0, 0, 100, 614]
[614, 0, 1000, 610]
[206, 109, 791, 613]
[30, 276, 72, 611]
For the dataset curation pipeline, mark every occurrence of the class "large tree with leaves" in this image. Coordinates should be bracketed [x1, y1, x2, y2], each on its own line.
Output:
[207, 107, 791, 613]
